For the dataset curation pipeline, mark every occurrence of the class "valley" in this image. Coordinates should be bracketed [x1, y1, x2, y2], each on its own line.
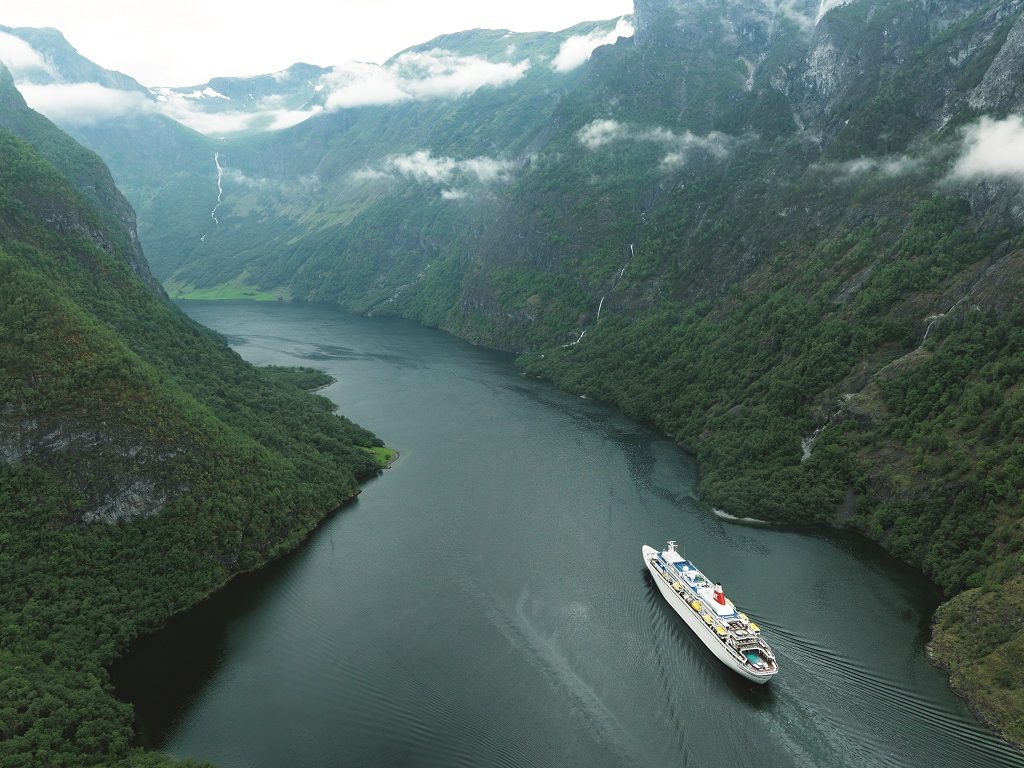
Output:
[1, 0, 1023, 763]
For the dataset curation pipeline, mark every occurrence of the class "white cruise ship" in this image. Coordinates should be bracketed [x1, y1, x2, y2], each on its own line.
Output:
[643, 540, 777, 683]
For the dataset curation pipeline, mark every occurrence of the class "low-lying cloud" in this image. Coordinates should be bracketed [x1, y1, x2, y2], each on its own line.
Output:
[552, 18, 634, 73]
[577, 118, 733, 168]
[952, 115, 1024, 181]
[383, 150, 515, 185]
[14, 74, 317, 136]
[825, 154, 923, 179]
[0, 31, 53, 78]
[324, 49, 530, 110]
[18, 82, 153, 126]
[160, 100, 322, 135]
[816, 0, 853, 22]
[352, 150, 516, 200]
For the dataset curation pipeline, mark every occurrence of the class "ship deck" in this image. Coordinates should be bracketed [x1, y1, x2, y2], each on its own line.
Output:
[646, 545, 778, 678]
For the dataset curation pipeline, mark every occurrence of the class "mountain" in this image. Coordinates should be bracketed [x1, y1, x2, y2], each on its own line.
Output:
[151, 61, 332, 115]
[3, 0, 1023, 744]
[0, 65, 385, 766]
[0, 24, 221, 285]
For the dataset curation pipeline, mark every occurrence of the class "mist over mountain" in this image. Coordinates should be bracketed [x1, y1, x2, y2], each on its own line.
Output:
[2, 0, 1024, 751]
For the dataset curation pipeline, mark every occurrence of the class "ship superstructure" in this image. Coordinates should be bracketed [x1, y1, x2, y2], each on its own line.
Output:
[643, 540, 777, 683]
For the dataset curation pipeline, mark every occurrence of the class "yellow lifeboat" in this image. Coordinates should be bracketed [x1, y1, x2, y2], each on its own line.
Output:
[672, 581, 683, 591]
[739, 613, 749, 623]
[702, 613, 714, 625]
[715, 625, 727, 637]
[690, 600, 701, 611]
[749, 622, 760, 633]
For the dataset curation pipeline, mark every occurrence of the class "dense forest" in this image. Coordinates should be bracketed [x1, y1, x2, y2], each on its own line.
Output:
[0, 68, 387, 766]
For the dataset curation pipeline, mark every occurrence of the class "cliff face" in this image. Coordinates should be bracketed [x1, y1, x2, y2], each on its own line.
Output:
[0, 64, 164, 295]
[793, 0, 1022, 132]
[969, 6, 1024, 112]
[633, 0, 821, 47]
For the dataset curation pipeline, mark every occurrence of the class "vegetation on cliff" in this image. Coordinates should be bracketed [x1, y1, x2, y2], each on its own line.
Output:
[0, 75, 383, 766]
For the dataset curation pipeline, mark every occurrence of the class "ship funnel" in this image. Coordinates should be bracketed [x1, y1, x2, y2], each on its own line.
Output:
[713, 584, 726, 605]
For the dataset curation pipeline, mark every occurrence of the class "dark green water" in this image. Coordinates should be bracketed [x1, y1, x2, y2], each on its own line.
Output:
[113, 300, 1024, 768]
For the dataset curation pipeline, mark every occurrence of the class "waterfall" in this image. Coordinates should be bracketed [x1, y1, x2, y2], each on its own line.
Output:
[211, 152, 224, 224]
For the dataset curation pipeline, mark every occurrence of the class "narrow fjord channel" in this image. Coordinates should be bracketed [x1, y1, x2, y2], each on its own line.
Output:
[113, 300, 1024, 768]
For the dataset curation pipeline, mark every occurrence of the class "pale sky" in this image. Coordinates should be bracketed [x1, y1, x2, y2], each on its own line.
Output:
[0, 0, 633, 86]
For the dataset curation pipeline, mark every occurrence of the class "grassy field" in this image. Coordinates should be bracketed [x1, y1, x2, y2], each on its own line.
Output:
[363, 446, 399, 468]
[168, 282, 285, 301]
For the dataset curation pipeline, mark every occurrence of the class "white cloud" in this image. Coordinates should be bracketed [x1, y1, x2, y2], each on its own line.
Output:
[14, 74, 317, 136]
[351, 168, 393, 182]
[952, 115, 1024, 181]
[0, 31, 52, 78]
[352, 151, 516, 197]
[828, 155, 922, 178]
[388, 150, 458, 183]
[816, 0, 853, 22]
[577, 118, 627, 149]
[577, 119, 733, 167]
[552, 18, 633, 73]
[17, 82, 152, 125]
[383, 151, 515, 185]
[395, 50, 530, 98]
[153, 95, 323, 136]
[460, 156, 516, 183]
[323, 49, 530, 110]
[322, 61, 409, 109]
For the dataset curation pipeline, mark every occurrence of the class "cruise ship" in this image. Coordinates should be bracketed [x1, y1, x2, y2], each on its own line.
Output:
[643, 540, 777, 683]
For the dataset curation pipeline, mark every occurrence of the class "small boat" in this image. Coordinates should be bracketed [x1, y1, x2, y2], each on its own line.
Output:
[643, 540, 777, 683]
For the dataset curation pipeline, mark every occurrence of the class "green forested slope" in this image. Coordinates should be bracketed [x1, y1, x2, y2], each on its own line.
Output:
[0, 78, 383, 766]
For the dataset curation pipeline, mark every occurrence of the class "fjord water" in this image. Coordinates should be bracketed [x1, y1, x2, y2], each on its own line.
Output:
[114, 301, 1023, 768]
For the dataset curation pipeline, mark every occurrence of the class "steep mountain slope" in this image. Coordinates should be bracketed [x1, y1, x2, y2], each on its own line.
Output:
[0, 24, 220, 276]
[4, 0, 1022, 743]
[0, 67, 384, 767]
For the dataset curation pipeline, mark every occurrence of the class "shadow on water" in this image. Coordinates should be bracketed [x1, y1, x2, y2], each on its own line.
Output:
[504, 381, 703, 515]
[110, 495, 365, 747]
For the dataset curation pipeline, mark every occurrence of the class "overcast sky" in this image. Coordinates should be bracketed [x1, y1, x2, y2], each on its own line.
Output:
[0, 1, 633, 86]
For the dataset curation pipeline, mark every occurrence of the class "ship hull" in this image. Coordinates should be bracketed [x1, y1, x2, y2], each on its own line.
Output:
[643, 545, 775, 684]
